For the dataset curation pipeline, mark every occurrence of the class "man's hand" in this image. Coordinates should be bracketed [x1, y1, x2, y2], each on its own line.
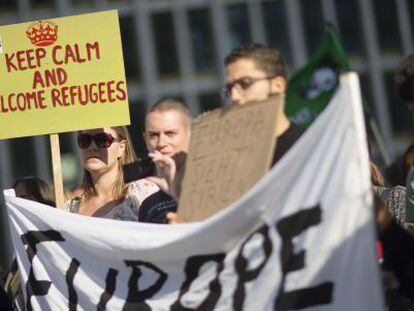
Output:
[148, 151, 178, 200]
[166, 212, 180, 224]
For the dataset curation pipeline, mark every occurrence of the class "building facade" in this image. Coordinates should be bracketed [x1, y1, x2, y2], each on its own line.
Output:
[0, 0, 413, 269]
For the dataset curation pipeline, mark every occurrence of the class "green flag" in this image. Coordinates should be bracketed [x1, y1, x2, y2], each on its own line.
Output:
[286, 24, 355, 127]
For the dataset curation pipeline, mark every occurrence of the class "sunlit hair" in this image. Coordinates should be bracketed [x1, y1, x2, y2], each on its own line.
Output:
[80, 126, 137, 201]
[224, 43, 288, 80]
[147, 98, 191, 129]
[13, 176, 55, 207]
[370, 161, 385, 187]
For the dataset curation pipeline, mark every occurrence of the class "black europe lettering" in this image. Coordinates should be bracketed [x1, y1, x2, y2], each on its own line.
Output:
[21, 230, 65, 311]
[171, 253, 225, 310]
[275, 205, 334, 310]
[66, 258, 80, 311]
[122, 260, 167, 311]
[233, 224, 272, 310]
[97, 268, 119, 311]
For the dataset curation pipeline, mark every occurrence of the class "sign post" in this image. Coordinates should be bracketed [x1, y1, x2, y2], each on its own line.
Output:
[50, 134, 64, 209]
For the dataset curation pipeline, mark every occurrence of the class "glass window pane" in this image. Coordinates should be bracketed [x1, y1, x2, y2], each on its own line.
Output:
[262, 0, 291, 64]
[59, 133, 74, 154]
[10, 137, 36, 179]
[59, 133, 77, 185]
[359, 73, 373, 106]
[151, 12, 180, 79]
[373, 0, 402, 55]
[300, 0, 325, 54]
[0, 0, 17, 11]
[31, 0, 55, 9]
[385, 72, 410, 133]
[407, 0, 414, 42]
[335, 0, 365, 57]
[199, 92, 221, 113]
[129, 101, 148, 159]
[227, 4, 252, 49]
[71, 0, 95, 7]
[62, 152, 78, 186]
[120, 16, 141, 82]
[188, 8, 217, 75]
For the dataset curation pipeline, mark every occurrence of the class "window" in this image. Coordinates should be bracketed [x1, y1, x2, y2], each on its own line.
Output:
[227, 4, 252, 49]
[262, 0, 291, 63]
[71, 0, 95, 7]
[359, 73, 373, 107]
[407, 0, 414, 42]
[31, 0, 55, 9]
[0, 0, 17, 11]
[300, 0, 325, 54]
[120, 15, 141, 82]
[385, 71, 410, 133]
[373, 0, 402, 55]
[129, 101, 148, 159]
[59, 132, 75, 154]
[335, 0, 365, 57]
[58, 132, 78, 186]
[188, 8, 217, 75]
[151, 12, 180, 79]
[10, 137, 36, 179]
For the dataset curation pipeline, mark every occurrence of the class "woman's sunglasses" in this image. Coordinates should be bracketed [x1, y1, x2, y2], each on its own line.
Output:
[77, 133, 118, 149]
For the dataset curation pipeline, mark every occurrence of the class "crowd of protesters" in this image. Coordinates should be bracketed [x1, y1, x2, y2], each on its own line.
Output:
[2, 43, 414, 310]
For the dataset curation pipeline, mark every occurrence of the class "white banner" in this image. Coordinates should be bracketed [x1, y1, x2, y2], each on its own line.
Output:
[5, 73, 383, 310]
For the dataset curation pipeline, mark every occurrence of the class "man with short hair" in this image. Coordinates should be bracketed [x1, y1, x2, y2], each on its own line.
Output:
[143, 98, 191, 199]
[224, 43, 304, 164]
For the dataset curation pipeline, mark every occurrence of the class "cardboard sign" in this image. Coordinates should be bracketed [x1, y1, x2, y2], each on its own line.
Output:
[178, 96, 282, 222]
[0, 10, 129, 139]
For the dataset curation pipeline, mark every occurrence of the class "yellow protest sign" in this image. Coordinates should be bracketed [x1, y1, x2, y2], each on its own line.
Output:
[0, 10, 130, 140]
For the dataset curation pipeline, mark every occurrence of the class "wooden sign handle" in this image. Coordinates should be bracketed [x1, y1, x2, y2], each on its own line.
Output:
[50, 134, 65, 209]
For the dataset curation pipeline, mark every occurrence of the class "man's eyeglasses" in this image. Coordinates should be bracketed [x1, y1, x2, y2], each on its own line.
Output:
[221, 75, 277, 99]
[77, 133, 119, 149]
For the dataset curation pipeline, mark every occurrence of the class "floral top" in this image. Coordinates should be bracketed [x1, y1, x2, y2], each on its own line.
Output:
[66, 179, 177, 223]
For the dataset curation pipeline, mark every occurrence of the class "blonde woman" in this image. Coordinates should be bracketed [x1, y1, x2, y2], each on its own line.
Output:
[67, 126, 177, 222]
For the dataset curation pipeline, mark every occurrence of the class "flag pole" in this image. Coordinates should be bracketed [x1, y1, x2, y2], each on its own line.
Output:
[367, 116, 392, 167]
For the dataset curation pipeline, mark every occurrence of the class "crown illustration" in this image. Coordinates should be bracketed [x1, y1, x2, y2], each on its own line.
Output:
[26, 20, 58, 47]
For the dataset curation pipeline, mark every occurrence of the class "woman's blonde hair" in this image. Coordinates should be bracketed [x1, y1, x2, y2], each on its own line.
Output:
[370, 161, 385, 187]
[13, 176, 55, 207]
[80, 126, 137, 201]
